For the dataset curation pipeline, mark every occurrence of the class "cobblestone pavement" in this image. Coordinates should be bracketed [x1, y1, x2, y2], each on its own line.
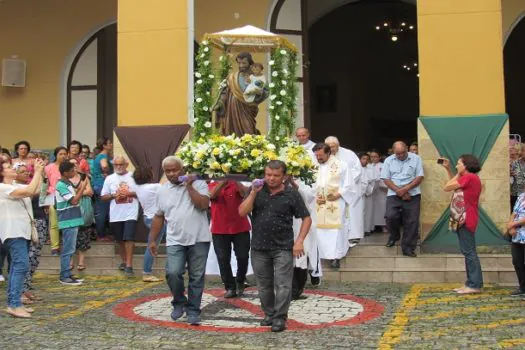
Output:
[1, 275, 525, 349]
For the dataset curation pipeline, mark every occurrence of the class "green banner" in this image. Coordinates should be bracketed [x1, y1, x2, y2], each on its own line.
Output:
[420, 114, 508, 246]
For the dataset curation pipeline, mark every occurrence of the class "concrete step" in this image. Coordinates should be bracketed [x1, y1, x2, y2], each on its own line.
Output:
[322, 270, 518, 284]
[41, 242, 116, 256]
[321, 255, 515, 271]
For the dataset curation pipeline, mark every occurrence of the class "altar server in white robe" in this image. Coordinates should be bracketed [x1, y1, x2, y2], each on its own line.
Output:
[359, 152, 376, 235]
[290, 178, 322, 298]
[370, 150, 387, 231]
[325, 136, 364, 242]
[311, 142, 355, 269]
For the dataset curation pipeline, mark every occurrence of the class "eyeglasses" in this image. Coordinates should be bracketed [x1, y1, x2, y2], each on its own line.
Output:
[114, 163, 126, 166]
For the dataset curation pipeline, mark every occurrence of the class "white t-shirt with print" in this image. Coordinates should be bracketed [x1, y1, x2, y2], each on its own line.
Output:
[0, 183, 33, 242]
[101, 172, 139, 222]
[136, 183, 161, 219]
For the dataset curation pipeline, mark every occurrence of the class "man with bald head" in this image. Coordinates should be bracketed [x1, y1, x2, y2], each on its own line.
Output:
[295, 127, 315, 152]
[380, 141, 424, 257]
[325, 136, 364, 246]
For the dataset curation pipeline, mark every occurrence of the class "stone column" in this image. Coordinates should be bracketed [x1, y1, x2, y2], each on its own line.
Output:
[115, 0, 194, 157]
[417, 0, 509, 242]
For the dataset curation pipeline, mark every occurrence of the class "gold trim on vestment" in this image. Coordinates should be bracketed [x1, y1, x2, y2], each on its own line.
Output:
[316, 157, 343, 229]
[317, 224, 343, 229]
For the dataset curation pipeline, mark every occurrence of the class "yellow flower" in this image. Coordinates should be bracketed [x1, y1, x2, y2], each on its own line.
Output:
[212, 148, 221, 156]
[233, 149, 242, 156]
[193, 161, 202, 168]
[195, 151, 206, 160]
[221, 163, 231, 173]
[239, 158, 251, 170]
[211, 161, 221, 170]
[250, 149, 262, 157]
[263, 150, 278, 160]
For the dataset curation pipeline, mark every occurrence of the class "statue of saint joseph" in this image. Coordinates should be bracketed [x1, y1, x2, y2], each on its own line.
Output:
[214, 52, 268, 136]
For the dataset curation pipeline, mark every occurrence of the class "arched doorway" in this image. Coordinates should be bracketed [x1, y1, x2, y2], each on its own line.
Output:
[504, 14, 525, 138]
[269, 0, 419, 152]
[66, 23, 117, 147]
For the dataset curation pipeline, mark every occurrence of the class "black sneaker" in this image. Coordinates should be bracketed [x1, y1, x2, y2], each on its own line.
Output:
[71, 276, 85, 283]
[59, 277, 82, 286]
[124, 267, 134, 277]
[118, 263, 126, 271]
[224, 289, 237, 298]
[236, 282, 245, 297]
[310, 275, 321, 286]
[511, 289, 525, 297]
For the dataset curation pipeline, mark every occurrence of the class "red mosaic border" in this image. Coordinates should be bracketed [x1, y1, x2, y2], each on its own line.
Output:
[112, 289, 384, 333]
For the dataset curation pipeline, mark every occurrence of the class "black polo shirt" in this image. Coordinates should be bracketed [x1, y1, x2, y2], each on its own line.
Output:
[251, 185, 310, 251]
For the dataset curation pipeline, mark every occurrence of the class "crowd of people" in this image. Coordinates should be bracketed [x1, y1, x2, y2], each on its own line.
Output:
[0, 130, 523, 327]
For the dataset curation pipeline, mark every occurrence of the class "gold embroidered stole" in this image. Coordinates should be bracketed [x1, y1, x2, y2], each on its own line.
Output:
[316, 157, 343, 229]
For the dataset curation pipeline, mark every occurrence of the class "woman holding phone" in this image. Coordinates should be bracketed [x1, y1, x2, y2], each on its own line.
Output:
[439, 155, 483, 294]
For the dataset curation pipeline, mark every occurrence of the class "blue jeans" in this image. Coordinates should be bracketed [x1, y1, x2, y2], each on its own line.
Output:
[457, 227, 483, 289]
[4, 238, 29, 308]
[166, 242, 210, 316]
[143, 217, 166, 274]
[60, 227, 79, 280]
[94, 187, 110, 237]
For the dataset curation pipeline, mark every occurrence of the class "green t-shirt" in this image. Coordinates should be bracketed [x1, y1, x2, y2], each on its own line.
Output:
[55, 180, 84, 229]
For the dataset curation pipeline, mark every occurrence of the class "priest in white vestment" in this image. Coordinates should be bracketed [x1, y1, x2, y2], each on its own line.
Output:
[296, 127, 316, 152]
[311, 143, 355, 269]
[325, 136, 364, 242]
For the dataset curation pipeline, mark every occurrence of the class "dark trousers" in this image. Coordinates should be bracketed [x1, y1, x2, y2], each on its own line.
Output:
[385, 194, 420, 254]
[512, 243, 525, 292]
[251, 249, 293, 321]
[511, 196, 518, 213]
[0, 240, 9, 275]
[292, 267, 308, 299]
[457, 227, 483, 289]
[212, 232, 250, 290]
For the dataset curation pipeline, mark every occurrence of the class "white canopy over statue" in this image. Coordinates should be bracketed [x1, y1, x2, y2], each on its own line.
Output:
[204, 25, 296, 53]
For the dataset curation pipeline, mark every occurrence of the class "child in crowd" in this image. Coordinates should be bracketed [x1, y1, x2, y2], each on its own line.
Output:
[55, 161, 88, 285]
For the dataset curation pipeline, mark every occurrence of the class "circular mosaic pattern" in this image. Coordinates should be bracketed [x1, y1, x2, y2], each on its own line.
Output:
[113, 289, 384, 333]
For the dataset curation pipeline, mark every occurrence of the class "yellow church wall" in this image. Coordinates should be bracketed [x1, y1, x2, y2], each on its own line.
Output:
[418, 0, 505, 116]
[117, 0, 191, 127]
[194, 0, 275, 134]
[0, 0, 117, 150]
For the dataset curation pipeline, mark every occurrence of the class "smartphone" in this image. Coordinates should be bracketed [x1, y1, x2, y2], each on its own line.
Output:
[437, 159, 444, 165]
[80, 173, 87, 181]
